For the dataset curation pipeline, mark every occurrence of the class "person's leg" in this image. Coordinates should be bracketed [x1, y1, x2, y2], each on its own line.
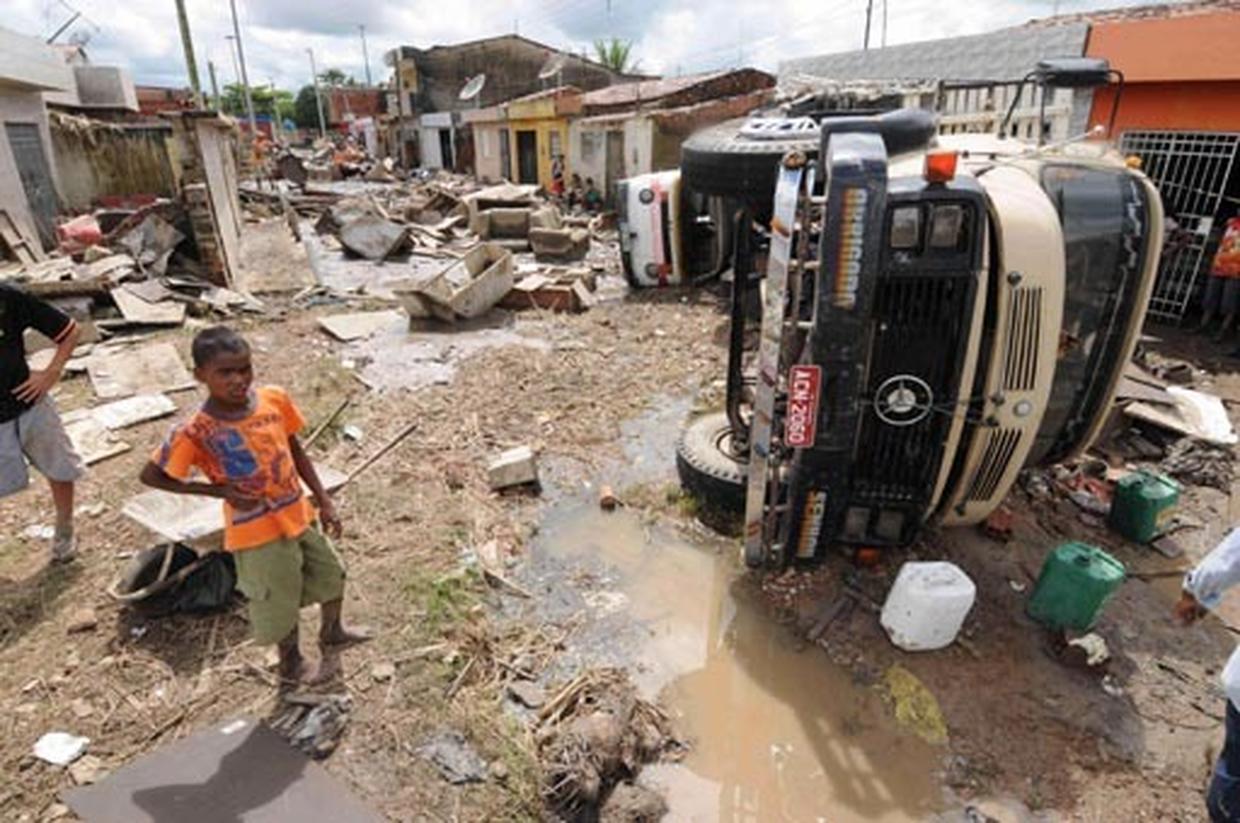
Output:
[1208, 700, 1240, 822]
[17, 399, 84, 561]
[298, 528, 371, 684]
[232, 538, 304, 688]
[1201, 276, 1224, 332]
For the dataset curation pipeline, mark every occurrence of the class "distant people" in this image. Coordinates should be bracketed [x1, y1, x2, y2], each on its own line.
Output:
[567, 172, 585, 209]
[1199, 209, 1240, 342]
[584, 177, 603, 212]
[0, 284, 82, 561]
[140, 327, 371, 687]
[550, 155, 566, 198]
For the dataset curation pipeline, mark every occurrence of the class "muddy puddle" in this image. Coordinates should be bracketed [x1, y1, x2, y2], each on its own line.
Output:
[527, 504, 943, 821]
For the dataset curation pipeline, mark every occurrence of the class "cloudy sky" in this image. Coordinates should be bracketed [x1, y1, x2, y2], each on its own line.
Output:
[7, 0, 1156, 92]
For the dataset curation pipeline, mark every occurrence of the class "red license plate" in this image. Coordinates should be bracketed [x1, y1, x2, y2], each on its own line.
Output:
[785, 365, 822, 448]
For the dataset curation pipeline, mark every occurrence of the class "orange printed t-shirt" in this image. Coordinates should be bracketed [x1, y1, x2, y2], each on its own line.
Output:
[153, 386, 314, 551]
[1211, 217, 1240, 279]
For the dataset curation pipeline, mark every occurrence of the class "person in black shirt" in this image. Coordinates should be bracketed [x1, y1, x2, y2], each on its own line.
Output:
[0, 283, 83, 561]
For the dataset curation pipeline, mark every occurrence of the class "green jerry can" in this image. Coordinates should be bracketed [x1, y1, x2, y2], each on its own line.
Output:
[1027, 542, 1126, 631]
[1109, 470, 1181, 543]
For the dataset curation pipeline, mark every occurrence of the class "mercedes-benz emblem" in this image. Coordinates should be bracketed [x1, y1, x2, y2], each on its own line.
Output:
[874, 375, 933, 427]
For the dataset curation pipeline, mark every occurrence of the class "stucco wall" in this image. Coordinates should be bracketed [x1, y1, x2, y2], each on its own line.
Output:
[0, 89, 61, 252]
[51, 121, 177, 211]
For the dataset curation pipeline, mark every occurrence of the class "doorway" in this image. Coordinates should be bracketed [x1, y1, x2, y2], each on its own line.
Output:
[605, 130, 626, 205]
[5, 123, 58, 249]
[438, 128, 455, 170]
[499, 128, 511, 181]
[516, 130, 538, 184]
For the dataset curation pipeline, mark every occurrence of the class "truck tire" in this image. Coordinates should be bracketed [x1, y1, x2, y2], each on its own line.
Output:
[676, 412, 747, 513]
[681, 119, 817, 214]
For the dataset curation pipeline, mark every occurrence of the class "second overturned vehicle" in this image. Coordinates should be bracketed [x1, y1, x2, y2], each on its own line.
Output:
[673, 59, 1166, 567]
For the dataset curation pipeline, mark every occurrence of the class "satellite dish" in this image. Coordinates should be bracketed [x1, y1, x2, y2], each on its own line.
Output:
[458, 74, 486, 101]
[538, 54, 567, 80]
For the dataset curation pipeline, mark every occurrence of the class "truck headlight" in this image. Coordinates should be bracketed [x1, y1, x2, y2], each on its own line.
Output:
[639, 188, 655, 204]
[929, 204, 964, 249]
[890, 206, 920, 249]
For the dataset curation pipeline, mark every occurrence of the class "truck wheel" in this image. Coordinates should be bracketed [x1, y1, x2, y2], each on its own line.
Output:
[676, 412, 747, 513]
[681, 119, 819, 217]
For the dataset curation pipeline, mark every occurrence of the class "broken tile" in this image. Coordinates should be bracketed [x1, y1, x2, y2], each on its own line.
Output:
[86, 342, 194, 400]
[111, 287, 187, 327]
[64, 418, 130, 465]
[316, 310, 406, 342]
[487, 446, 539, 491]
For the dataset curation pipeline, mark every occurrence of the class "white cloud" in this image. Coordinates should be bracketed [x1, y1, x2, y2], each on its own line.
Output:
[2, 0, 1162, 91]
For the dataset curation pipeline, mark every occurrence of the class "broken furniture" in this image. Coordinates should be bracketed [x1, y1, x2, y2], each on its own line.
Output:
[397, 243, 514, 323]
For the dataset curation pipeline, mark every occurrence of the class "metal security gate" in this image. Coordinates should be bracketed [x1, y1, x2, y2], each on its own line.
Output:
[937, 81, 1074, 142]
[1120, 130, 1240, 323]
[5, 123, 58, 250]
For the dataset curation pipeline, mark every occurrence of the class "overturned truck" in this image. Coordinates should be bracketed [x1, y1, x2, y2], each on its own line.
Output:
[675, 59, 1165, 568]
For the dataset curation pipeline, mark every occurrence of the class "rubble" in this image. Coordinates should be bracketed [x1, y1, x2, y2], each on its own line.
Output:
[488, 445, 539, 491]
[415, 730, 488, 784]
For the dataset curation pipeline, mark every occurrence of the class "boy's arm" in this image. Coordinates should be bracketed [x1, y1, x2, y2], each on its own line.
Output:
[289, 434, 340, 538]
[14, 296, 79, 404]
[139, 462, 260, 509]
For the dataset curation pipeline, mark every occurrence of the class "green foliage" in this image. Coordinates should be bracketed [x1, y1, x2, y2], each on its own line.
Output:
[214, 83, 295, 121]
[593, 37, 638, 73]
[293, 85, 322, 129]
[318, 68, 355, 87]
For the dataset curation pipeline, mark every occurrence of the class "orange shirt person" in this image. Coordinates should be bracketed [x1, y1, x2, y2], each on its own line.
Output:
[139, 327, 370, 686]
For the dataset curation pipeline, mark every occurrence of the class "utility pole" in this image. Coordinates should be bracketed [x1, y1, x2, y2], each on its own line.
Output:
[359, 25, 372, 86]
[172, 0, 204, 107]
[863, 0, 874, 50]
[882, 0, 889, 47]
[228, 0, 258, 135]
[207, 60, 221, 110]
[307, 48, 328, 139]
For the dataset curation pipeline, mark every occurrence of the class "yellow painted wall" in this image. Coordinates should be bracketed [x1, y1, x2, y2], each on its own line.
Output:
[505, 117, 569, 188]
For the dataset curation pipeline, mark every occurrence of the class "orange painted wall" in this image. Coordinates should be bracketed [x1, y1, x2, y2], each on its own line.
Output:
[1086, 12, 1240, 82]
[1089, 81, 1240, 134]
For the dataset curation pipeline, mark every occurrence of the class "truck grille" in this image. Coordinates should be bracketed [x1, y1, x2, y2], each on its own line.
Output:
[852, 274, 976, 505]
[965, 428, 1022, 502]
[1003, 287, 1042, 392]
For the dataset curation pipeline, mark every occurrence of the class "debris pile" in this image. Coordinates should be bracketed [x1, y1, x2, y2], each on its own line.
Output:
[534, 669, 680, 816]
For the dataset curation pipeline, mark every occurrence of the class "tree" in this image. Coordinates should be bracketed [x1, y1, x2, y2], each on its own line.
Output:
[318, 68, 355, 87]
[215, 83, 295, 121]
[593, 38, 638, 73]
[293, 85, 322, 129]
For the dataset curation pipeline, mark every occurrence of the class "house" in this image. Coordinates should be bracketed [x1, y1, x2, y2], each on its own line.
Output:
[0, 27, 73, 255]
[385, 34, 644, 171]
[43, 44, 139, 118]
[136, 85, 196, 117]
[568, 69, 775, 199]
[778, 0, 1240, 323]
[466, 86, 583, 186]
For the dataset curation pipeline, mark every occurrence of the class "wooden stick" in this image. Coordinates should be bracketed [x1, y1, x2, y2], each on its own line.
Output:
[342, 420, 419, 487]
[306, 395, 353, 447]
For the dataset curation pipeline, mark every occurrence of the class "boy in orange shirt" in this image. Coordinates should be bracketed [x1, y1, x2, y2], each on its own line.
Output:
[140, 327, 369, 685]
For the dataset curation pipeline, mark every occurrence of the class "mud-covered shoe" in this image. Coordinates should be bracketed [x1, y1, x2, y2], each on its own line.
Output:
[51, 532, 77, 563]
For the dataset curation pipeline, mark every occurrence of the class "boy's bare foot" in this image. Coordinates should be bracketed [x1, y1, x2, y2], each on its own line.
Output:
[321, 624, 374, 648]
[303, 651, 343, 686]
[277, 655, 309, 690]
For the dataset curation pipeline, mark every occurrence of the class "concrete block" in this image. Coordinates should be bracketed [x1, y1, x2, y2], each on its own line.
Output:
[487, 446, 539, 490]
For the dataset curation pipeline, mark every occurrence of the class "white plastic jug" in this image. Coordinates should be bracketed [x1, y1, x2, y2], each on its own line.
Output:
[880, 561, 976, 651]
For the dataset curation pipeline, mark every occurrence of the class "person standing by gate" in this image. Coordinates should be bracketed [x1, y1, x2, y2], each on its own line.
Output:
[1199, 208, 1240, 341]
[0, 283, 82, 561]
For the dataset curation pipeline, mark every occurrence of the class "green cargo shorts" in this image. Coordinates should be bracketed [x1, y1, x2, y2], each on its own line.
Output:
[232, 527, 346, 645]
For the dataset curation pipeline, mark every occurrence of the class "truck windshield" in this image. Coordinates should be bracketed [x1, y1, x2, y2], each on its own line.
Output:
[1031, 164, 1149, 464]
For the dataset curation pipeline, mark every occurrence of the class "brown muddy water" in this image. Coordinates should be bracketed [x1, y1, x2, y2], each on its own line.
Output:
[531, 505, 943, 822]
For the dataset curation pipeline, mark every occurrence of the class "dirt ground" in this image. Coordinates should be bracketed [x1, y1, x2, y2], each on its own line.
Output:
[1, 223, 1238, 821]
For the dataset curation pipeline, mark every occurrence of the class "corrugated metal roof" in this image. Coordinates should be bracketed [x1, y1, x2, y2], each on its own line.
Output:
[580, 71, 728, 107]
[778, 22, 1089, 83]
